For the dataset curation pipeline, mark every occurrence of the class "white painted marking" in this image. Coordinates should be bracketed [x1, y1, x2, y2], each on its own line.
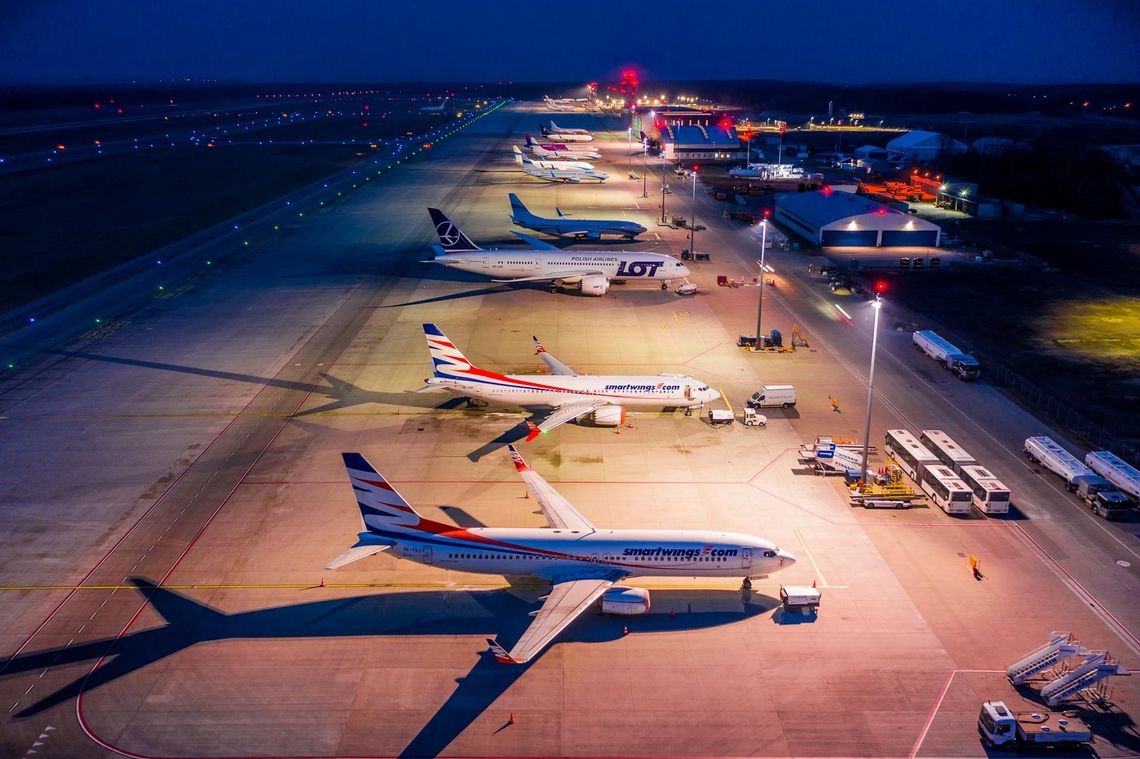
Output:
[833, 304, 852, 320]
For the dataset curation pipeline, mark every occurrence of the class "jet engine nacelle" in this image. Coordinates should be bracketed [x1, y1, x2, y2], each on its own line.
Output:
[578, 274, 609, 296]
[590, 405, 625, 427]
[601, 586, 650, 615]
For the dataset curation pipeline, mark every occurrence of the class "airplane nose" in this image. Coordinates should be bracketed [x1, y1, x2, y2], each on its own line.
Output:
[776, 549, 797, 569]
[705, 387, 721, 403]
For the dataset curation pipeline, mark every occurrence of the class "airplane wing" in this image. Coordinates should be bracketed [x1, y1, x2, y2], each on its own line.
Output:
[510, 231, 559, 250]
[508, 445, 596, 534]
[488, 572, 622, 664]
[524, 401, 607, 442]
[491, 269, 602, 283]
[533, 335, 578, 376]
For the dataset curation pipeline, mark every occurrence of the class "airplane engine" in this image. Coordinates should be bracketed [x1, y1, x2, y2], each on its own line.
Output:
[577, 275, 609, 296]
[590, 405, 625, 427]
[601, 586, 650, 615]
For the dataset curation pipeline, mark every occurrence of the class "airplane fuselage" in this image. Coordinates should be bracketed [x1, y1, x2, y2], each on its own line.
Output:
[425, 371, 709, 408]
[514, 216, 646, 239]
[431, 250, 686, 281]
[371, 527, 792, 580]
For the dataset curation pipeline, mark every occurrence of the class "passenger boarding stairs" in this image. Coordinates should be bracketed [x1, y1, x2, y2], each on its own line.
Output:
[1040, 652, 1128, 707]
[1007, 631, 1129, 706]
[1006, 632, 1084, 684]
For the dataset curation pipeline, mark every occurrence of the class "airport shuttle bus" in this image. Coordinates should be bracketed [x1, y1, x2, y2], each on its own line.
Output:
[920, 429, 978, 476]
[959, 464, 1012, 515]
[884, 429, 939, 481]
[920, 464, 975, 514]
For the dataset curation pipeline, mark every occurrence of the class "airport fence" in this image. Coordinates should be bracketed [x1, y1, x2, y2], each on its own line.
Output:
[976, 351, 1139, 467]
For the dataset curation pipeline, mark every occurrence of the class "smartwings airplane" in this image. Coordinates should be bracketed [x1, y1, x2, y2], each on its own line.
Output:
[328, 446, 796, 663]
[424, 208, 688, 295]
[419, 323, 720, 438]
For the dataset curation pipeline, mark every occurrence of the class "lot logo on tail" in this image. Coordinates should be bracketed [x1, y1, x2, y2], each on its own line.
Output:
[436, 221, 462, 247]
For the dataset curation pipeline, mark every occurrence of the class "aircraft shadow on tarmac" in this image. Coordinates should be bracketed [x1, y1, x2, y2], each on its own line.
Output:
[0, 579, 774, 758]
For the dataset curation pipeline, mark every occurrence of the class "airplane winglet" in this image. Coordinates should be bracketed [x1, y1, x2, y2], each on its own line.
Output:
[533, 336, 546, 354]
[509, 445, 533, 472]
[487, 638, 521, 664]
[523, 423, 541, 443]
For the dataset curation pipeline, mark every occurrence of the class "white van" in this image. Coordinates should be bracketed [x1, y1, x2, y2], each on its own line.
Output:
[747, 385, 796, 409]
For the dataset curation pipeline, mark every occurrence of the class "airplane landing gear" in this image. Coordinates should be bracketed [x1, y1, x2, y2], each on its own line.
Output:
[741, 577, 752, 591]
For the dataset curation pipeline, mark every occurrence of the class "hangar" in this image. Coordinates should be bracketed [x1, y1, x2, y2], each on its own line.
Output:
[886, 130, 967, 160]
[774, 189, 942, 247]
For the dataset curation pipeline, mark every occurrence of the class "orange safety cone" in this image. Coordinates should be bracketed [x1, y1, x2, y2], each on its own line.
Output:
[319, 578, 326, 588]
[811, 580, 816, 588]
[523, 490, 529, 500]
[508, 712, 516, 725]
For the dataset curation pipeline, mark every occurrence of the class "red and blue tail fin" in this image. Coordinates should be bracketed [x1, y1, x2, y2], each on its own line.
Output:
[342, 452, 423, 532]
[423, 323, 474, 377]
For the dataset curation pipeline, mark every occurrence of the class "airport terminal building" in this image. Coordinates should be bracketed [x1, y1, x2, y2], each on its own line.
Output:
[775, 189, 942, 247]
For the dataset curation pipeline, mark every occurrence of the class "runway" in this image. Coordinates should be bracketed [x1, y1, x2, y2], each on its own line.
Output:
[0, 102, 1136, 758]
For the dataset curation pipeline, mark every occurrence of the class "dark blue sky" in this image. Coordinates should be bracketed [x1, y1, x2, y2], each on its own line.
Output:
[3, 0, 1139, 84]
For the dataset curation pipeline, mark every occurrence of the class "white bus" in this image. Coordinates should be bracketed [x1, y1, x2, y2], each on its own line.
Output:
[920, 429, 977, 475]
[920, 464, 974, 514]
[959, 465, 1012, 515]
[884, 429, 939, 480]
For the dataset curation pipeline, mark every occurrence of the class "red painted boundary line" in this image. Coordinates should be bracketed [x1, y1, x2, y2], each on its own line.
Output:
[1010, 523, 1140, 651]
[908, 668, 1004, 759]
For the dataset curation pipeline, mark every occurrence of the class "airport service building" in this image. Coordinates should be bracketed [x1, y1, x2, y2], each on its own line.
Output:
[775, 189, 942, 247]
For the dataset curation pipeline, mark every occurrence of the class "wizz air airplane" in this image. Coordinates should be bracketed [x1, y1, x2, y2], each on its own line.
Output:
[549, 120, 589, 135]
[328, 446, 796, 663]
[512, 145, 594, 171]
[509, 193, 647, 240]
[516, 151, 607, 183]
[539, 124, 593, 143]
[419, 323, 717, 436]
[423, 208, 687, 295]
[524, 134, 600, 161]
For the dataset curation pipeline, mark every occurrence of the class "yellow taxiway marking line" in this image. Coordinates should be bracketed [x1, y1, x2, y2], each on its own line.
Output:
[794, 529, 845, 589]
[720, 390, 733, 417]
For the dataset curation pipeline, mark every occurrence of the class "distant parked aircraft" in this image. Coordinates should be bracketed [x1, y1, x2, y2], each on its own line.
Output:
[509, 193, 646, 240]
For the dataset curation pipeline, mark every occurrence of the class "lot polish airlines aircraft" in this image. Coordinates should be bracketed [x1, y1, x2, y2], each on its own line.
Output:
[419, 323, 718, 437]
[424, 208, 686, 294]
[524, 135, 600, 161]
[539, 124, 593, 143]
[328, 446, 795, 663]
[516, 152, 607, 183]
[509, 193, 647, 240]
[512, 145, 594, 171]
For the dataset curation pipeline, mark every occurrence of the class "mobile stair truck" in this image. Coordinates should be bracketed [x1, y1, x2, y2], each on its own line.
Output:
[977, 701, 1092, 750]
[912, 330, 981, 380]
[1025, 437, 1131, 519]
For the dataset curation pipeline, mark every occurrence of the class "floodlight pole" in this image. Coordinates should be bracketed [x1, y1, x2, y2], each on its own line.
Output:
[689, 169, 698, 255]
[754, 220, 768, 349]
[628, 126, 633, 177]
[860, 296, 883, 488]
[660, 155, 667, 224]
[642, 142, 649, 198]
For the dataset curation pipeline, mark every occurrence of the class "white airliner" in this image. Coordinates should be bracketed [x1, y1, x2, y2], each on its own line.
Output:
[419, 323, 717, 437]
[509, 193, 647, 240]
[419, 97, 449, 115]
[548, 120, 590, 135]
[524, 135, 600, 161]
[517, 152, 607, 183]
[539, 124, 593, 143]
[424, 208, 686, 295]
[512, 145, 594, 171]
[328, 447, 796, 663]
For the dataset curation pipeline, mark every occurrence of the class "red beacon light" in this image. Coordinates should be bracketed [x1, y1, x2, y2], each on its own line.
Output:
[874, 281, 888, 294]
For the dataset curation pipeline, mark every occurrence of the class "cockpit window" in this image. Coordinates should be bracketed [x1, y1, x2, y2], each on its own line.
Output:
[763, 550, 777, 558]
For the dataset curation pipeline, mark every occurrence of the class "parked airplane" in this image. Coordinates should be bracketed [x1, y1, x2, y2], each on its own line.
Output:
[517, 152, 607, 183]
[420, 97, 449, 114]
[328, 447, 794, 663]
[524, 135, 600, 161]
[509, 193, 647, 240]
[540, 124, 593, 143]
[424, 208, 685, 295]
[543, 96, 576, 112]
[419, 322, 715, 436]
[512, 145, 594, 171]
[549, 120, 589, 135]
